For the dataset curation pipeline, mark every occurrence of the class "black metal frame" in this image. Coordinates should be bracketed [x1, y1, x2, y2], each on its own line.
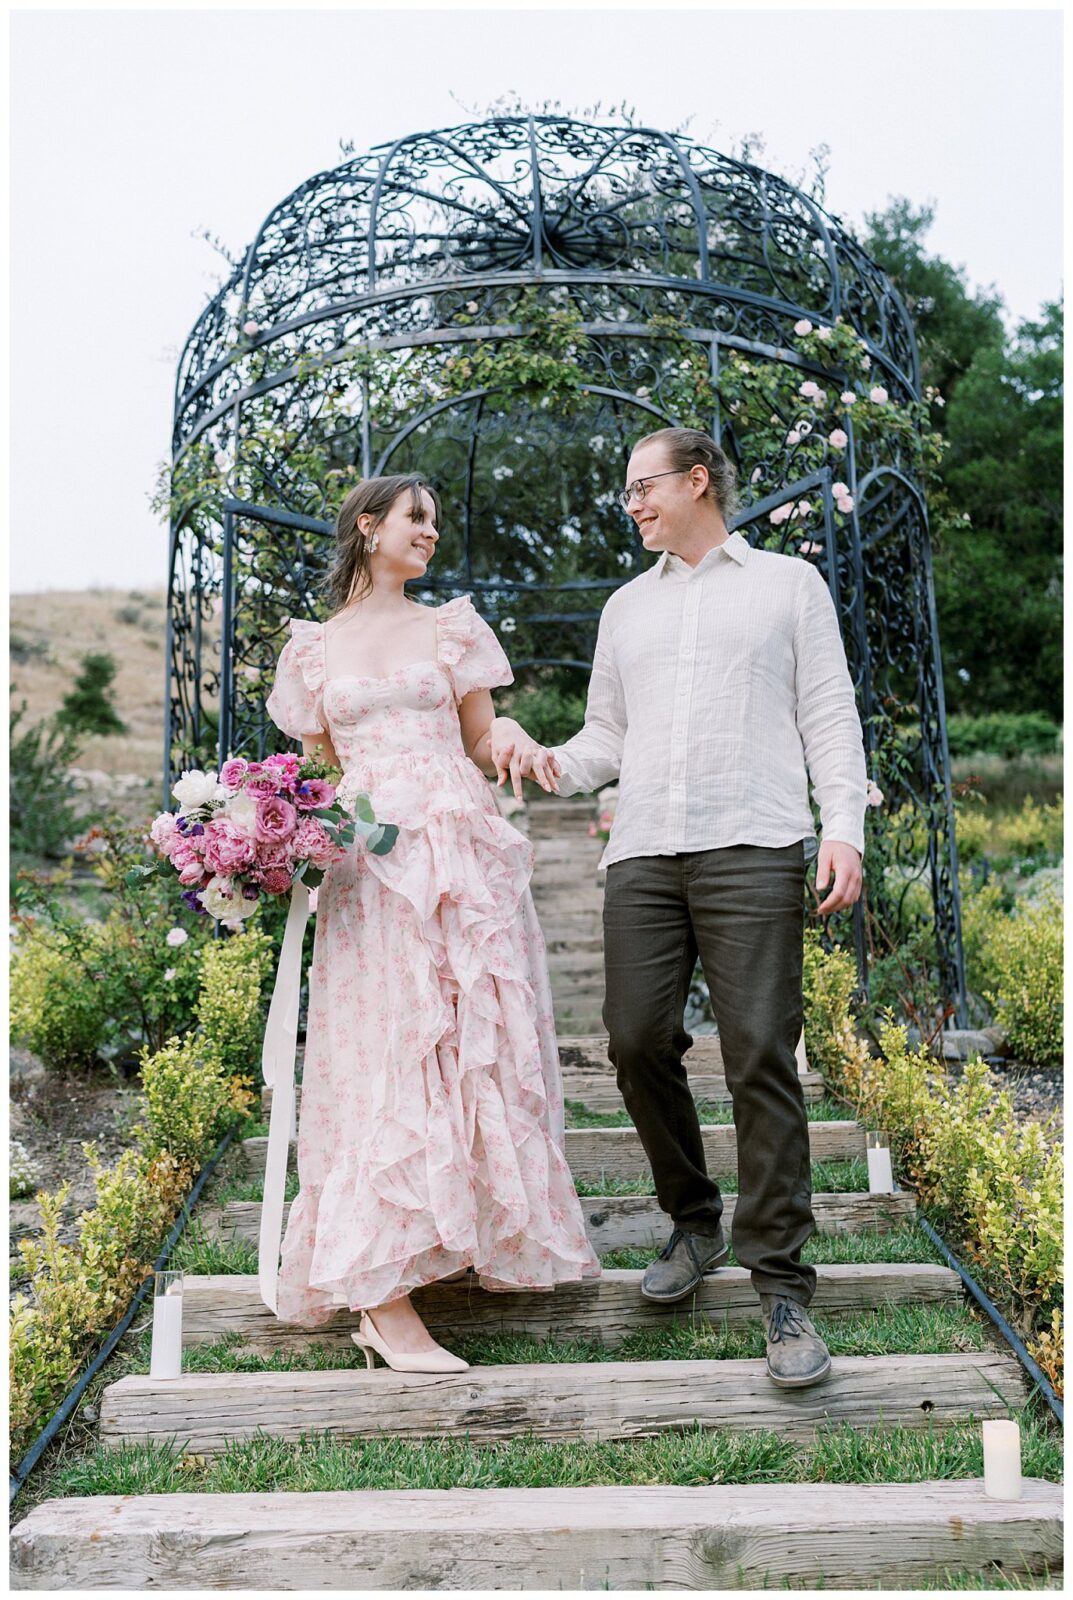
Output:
[164, 114, 968, 1024]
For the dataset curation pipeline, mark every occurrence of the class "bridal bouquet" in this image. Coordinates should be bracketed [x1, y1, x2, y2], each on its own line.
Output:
[133, 753, 397, 922]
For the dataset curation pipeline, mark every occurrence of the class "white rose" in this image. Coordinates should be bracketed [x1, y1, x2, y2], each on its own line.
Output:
[793, 319, 813, 335]
[165, 927, 189, 948]
[840, 391, 857, 405]
[243, 320, 260, 336]
[816, 326, 832, 341]
[869, 385, 889, 405]
[198, 875, 260, 921]
[163, 968, 177, 982]
[172, 769, 221, 813]
[225, 790, 259, 836]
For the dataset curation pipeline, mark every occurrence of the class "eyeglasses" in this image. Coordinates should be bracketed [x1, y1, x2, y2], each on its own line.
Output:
[618, 469, 690, 511]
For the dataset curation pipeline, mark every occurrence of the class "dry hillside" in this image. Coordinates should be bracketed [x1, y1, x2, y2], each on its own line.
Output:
[11, 588, 171, 798]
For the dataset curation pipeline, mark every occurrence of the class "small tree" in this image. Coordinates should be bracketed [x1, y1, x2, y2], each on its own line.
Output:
[56, 652, 127, 737]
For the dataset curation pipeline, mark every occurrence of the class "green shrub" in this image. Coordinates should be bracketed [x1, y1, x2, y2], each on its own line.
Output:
[195, 927, 276, 1076]
[9, 921, 113, 1069]
[9, 698, 85, 865]
[133, 1034, 254, 1169]
[982, 891, 1063, 1068]
[55, 652, 127, 738]
[945, 712, 1060, 759]
[496, 681, 588, 747]
[10, 1149, 190, 1456]
[10, 1141, 40, 1200]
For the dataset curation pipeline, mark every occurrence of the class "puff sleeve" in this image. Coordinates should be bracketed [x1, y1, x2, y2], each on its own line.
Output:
[437, 595, 515, 703]
[264, 619, 326, 739]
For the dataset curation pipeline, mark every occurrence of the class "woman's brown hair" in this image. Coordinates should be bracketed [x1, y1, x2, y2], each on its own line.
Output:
[319, 474, 443, 616]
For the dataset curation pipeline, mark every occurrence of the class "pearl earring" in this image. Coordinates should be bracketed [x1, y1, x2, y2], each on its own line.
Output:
[369, 532, 379, 553]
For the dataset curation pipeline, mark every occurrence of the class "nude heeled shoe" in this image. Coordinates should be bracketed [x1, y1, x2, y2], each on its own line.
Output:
[351, 1310, 470, 1373]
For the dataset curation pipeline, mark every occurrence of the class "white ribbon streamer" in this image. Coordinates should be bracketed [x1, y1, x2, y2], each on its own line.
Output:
[258, 880, 311, 1314]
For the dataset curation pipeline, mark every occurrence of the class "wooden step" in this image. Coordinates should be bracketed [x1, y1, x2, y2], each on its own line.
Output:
[178, 1264, 958, 1351]
[11, 1478, 1061, 1591]
[261, 1068, 825, 1116]
[221, 1190, 916, 1253]
[97, 1352, 1025, 1455]
[240, 1121, 864, 1179]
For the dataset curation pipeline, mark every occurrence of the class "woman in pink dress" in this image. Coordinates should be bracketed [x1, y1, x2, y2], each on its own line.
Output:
[264, 472, 601, 1372]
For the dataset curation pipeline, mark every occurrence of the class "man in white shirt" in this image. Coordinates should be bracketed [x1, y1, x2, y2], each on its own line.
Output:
[544, 427, 868, 1389]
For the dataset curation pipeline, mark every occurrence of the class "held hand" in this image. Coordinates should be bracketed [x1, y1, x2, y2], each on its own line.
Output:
[810, 840, 863, 917]
[489, 718, 560, 799]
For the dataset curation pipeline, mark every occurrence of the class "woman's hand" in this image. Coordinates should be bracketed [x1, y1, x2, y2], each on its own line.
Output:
[489, 717, 561, 798]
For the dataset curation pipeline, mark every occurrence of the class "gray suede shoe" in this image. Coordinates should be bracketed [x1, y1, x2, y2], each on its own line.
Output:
[640, 1225, 728, 1302]
[759, 1294, 832, 1388]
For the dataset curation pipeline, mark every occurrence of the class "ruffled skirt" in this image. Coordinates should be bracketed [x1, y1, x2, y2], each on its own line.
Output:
[275, 749, 602, 1323]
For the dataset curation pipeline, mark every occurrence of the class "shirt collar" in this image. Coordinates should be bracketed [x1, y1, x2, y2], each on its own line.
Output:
[654, 529, 750, 579]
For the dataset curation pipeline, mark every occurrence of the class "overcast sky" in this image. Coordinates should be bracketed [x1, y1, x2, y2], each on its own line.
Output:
[10, 4, 1064, 593]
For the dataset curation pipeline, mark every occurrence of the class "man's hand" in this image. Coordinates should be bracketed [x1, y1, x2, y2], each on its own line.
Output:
[489, 717, 561, 799]
[810, 839, 863, 916]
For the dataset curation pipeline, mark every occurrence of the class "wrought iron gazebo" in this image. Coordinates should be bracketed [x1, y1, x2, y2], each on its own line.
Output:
[165, 114, 969, 1024]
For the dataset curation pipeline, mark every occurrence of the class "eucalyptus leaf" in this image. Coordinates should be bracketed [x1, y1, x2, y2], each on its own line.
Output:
[369, 823, 399, 855]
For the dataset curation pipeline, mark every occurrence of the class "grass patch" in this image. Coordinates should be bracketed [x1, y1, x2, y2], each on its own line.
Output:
[171, 1223, 258, 1277]
[566, 1159, 872, 1200]
[564, 1096, 857, 1129]
[34, 1404, 1061, 1501]
[599, 1223, 949, 1272]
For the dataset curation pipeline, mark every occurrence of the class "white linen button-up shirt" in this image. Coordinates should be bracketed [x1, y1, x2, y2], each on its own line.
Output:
[548, 530, 869, 870]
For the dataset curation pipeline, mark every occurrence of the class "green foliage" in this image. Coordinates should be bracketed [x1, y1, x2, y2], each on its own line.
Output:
[9, 919, 115, 1070]
[945, 712, 1061, 760]
[55, 652, 128, 738]
[10, 1149, 191, 1456]
[132, 1034, 254, 1169]
[982, 892, 1063, 1069]
[497, 681, 587, 747]
[9, 698, 85, 867]
[195, 927, 275, 1076]
[10, 819, 215, 1070]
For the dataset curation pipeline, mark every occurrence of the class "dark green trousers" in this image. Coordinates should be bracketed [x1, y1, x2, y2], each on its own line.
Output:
[601, 842, 817, 1306]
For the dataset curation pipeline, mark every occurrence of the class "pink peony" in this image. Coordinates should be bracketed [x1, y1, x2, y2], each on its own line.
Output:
[149, 812, 178, 852]
[219, 757, 248, 788]
[178, 859, 205, 886]
[294, 815, 338, 868]
[168, 839, 199, 870]
[202, 818, 258, 875]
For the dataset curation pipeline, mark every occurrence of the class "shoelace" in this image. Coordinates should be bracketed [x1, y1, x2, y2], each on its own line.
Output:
[768, 1300, 807, 1343]
[658, 1227, 709, 1272]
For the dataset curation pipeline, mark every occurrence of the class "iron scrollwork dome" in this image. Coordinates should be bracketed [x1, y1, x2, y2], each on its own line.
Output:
[165, 114, 967, 1025]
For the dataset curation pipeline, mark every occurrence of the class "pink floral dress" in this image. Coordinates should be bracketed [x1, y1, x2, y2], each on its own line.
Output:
[264, 594, 601, 1322]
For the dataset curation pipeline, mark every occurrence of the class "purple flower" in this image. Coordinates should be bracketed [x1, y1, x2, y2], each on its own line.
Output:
[241, 884, 259, 900]
[180, 889, 209, 914]
[187, 822, 205, 836]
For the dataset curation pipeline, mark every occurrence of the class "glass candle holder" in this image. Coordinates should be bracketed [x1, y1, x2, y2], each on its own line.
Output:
[982, 1419, 1022, 1500]
[150, 1269, 184, 1380]
[865, 1128, 894, 1194]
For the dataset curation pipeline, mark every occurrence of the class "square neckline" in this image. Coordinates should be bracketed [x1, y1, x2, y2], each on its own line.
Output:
[321, 603, 448, 688]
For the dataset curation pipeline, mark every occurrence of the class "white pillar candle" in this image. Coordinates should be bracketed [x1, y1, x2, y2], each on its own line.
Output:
[982, 1419, 1022, 1499]
[150, 1271, 184, 1380]
[795, 1029, 809, 1078]
[866, 1131, 894, 1194]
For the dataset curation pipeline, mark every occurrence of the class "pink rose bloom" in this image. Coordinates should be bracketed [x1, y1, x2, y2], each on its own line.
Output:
[264, 752, 301, 784]
[202, 819, 258, 875]
[168, 838, 199, 869]
[255, 793, 298, 844]
[149, 812, 178, 852]
[178, 859, 205, 886]
[220, 757, 248, 788]
[295, 816, 338, 868]
[261, 867, 294, 895]
[295, 777, 337, 811]
[246, 771, 284, 796]
[828, 429, 848, 449]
